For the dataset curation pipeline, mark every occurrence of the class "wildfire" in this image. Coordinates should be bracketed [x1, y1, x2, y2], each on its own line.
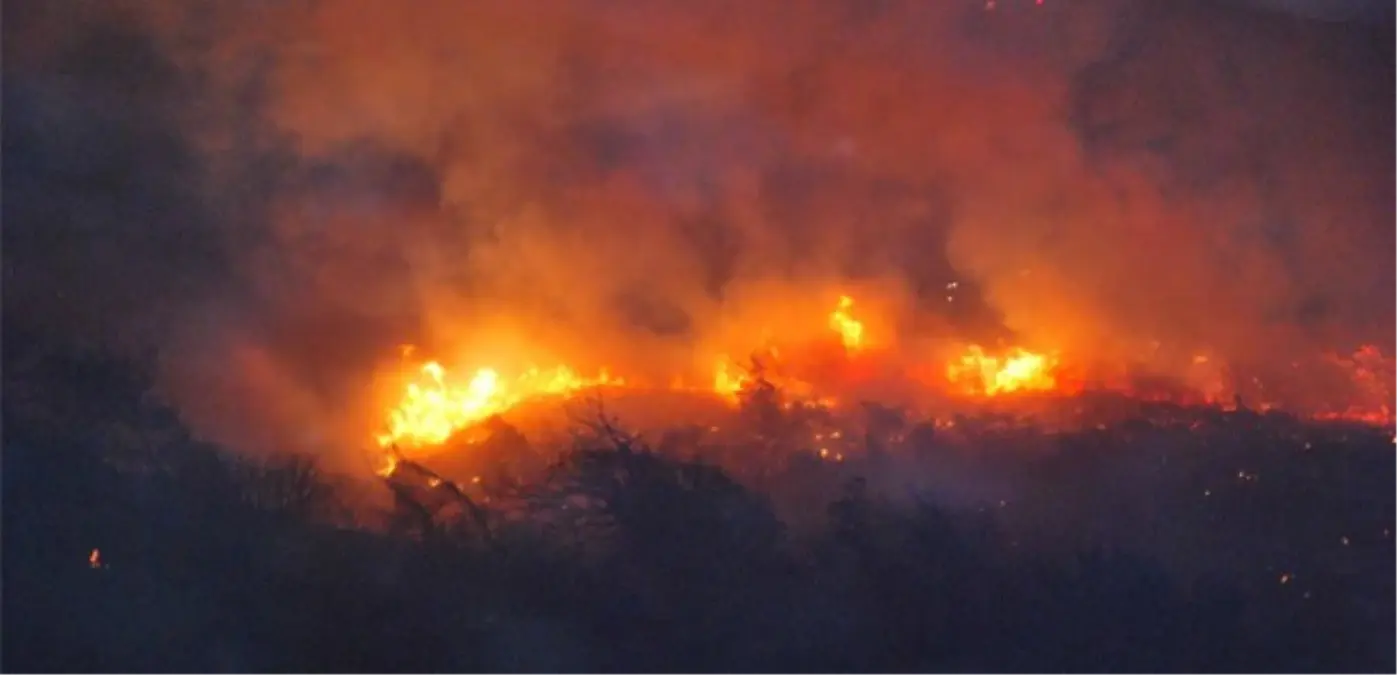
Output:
[946, 345, 1059, 396]
[377, 360, 622, 448]
[829, 295, 865, 352]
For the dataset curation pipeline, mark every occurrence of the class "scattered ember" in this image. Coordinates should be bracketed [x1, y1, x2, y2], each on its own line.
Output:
[88, 548, 102, 569]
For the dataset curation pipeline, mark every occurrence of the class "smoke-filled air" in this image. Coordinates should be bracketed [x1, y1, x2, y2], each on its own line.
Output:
[8, 0, 1393, 470]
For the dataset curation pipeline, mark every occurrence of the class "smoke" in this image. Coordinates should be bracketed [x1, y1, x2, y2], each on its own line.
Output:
[5, 0, 1392, 462]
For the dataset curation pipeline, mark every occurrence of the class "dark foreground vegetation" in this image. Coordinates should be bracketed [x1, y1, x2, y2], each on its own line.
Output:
[5, 348, 1394, 673]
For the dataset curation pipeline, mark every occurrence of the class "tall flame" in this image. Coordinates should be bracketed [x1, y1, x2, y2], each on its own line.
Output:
[829, 295, 865, 353]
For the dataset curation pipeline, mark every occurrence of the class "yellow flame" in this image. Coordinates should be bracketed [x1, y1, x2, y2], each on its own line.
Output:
[377, 453, 399, 477]
[828, 295, 865, 352]
[713, 359, 749, 403]
[946, 345, 1058, 396]
[378, 360, 621, 448]
[375, 300, 1071, 454]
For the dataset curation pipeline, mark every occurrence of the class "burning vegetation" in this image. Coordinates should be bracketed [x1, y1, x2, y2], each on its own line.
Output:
[371, 292, 1392, 474]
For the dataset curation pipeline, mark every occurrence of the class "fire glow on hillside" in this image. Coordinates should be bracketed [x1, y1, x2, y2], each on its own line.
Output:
[375, 293, 1393, 455]
[376, 295, 877, 449]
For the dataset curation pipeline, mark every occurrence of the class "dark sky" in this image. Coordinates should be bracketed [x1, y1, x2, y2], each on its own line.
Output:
[4, 0, 1392, 461]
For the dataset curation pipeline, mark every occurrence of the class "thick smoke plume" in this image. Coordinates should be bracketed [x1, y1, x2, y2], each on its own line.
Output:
[6, 0, 1392, 464]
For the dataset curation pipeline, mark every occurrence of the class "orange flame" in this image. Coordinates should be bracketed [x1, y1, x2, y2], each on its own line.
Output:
[713, 359, 749, 404]
[377, 453, 399, 477]
[947, 344, 1059, 396]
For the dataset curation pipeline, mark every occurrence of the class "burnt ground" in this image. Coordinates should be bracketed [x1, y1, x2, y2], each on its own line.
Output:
[3, 352, 1394, 673]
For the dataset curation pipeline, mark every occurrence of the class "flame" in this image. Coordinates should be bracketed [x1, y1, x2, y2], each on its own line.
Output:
[376, 293, 872, 447]
[828, 295, 865, 352]
[710, 348, 829, 407]
[1317, 344, 1395, 424]
[947, 344, 1059, 396]
[377, 453, 399, 477]
[378, 359, 621, 448]
[713, 359, 749, 403]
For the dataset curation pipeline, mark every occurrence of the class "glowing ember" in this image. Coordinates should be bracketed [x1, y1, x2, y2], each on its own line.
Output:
[88, 548, 102, 569]
[946, 345, 1059, 396]
[378, 360, 621, 448]
[828, 295, 865, 353]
